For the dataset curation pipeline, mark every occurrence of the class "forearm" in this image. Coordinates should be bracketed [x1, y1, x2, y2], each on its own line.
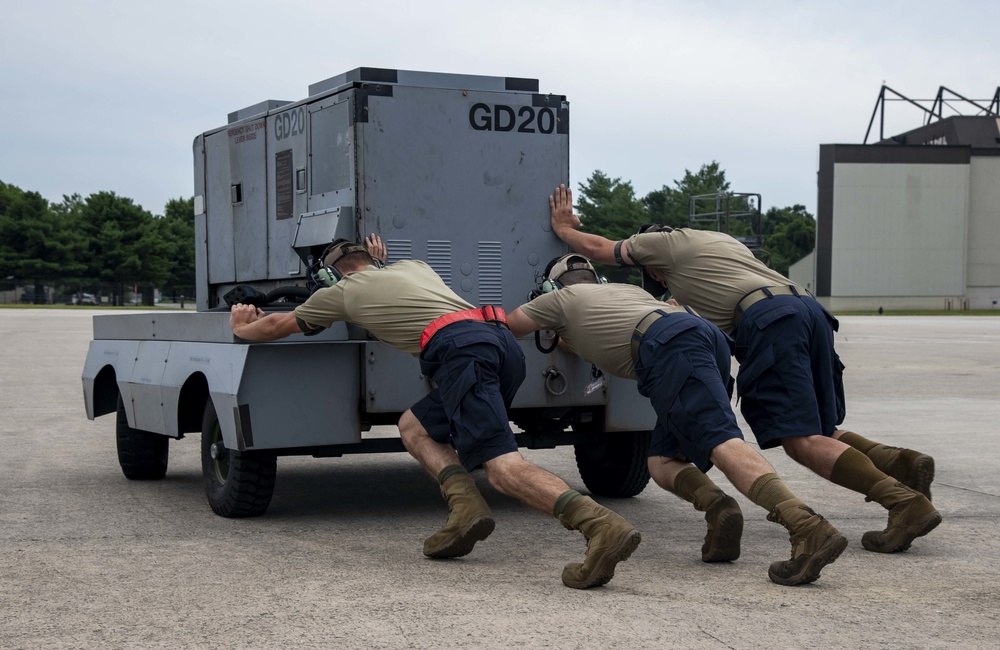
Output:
[231, 311, 300, 342]
[553, 226, 618, 265]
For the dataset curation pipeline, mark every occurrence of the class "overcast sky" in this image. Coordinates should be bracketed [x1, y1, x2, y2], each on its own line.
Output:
[2, 0, 998, 218]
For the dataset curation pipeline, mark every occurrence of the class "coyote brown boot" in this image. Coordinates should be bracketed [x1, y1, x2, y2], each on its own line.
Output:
[838, 432, 935, 500]
[558, 496, 641, 589]
[766, 498, 848, 586]
[423, 468, 495, 559]
[862, 477, 941, 553]
[692, 486, 744, 563]
[882, 448, 935, 501]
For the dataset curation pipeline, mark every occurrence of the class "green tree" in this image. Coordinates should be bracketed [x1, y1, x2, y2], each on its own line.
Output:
[574, 171, 646, 281]
[79, 192, 168, 305]
[643, 161, 731, 230]
[575, 170, 645, 240]
[0, 181, 85, 302]
[761, 204, 816, 276]
[158, 197, 196, 301]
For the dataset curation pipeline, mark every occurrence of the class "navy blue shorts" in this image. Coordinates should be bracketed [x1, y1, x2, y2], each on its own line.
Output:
[411, 320, 526, 471]
[734, 295, 846, 448]
[634, 312, 744, 473]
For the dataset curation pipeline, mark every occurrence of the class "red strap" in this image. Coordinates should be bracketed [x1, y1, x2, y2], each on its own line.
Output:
[420, 306, 508, 350]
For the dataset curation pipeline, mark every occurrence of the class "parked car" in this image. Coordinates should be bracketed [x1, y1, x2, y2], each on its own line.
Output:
[72, 293, 98, 305]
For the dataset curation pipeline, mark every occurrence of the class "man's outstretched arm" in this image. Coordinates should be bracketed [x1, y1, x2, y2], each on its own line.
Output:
[549, 184, 634, 266]
[230, 305, 302, 342]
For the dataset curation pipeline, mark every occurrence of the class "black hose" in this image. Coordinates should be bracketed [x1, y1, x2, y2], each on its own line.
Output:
[265, 286, 310, 303]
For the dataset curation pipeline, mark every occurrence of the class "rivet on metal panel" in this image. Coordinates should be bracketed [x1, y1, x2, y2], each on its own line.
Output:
[368, 389, 376, 397]
[368, 354, 375, 364]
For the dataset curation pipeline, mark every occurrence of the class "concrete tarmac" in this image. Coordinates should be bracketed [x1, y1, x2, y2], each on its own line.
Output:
[1, 310, 998, 649]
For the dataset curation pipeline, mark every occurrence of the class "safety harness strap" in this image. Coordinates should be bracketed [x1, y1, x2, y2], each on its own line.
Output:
[419, 306, 508, 350]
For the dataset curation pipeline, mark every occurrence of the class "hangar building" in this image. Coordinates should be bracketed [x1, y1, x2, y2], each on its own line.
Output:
[790, 87, 1000, 311]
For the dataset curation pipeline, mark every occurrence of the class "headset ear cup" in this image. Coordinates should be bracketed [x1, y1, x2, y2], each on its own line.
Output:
[540, 279, 561, 293]
[316, 266, 342, 287]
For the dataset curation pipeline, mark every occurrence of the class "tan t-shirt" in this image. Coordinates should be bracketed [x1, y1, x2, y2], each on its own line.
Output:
[626, 229, 800, 334]
[294, 259, 474, 355]
[519, 283, 688, 379]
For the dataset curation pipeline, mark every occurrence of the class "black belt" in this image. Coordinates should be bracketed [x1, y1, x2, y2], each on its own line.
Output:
[733, 285, 803, 328]
[630, 306, 696, 364]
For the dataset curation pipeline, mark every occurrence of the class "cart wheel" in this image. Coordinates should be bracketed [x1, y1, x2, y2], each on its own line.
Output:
[573, 428, 651, 498]
[201, 400, 276, 518]
[116, 394, 168, 480]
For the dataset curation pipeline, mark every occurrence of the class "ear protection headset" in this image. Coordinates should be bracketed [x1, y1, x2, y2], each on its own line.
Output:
[539, 276, 563, 294]
[311, 239, 383, 288]
[535, 254, 603, 296]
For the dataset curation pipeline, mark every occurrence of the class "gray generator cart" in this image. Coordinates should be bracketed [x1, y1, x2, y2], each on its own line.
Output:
[82, 67, 656, 518]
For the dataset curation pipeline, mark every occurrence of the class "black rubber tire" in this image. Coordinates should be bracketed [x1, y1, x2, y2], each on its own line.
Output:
[574, 429, 651, 498]
[116, 394, 169, 480]
[201, 400, 276, 518]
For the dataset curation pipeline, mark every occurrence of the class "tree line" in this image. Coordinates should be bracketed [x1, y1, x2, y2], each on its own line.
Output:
[0, 180, 194, 305]
[1, 161, 814, 305]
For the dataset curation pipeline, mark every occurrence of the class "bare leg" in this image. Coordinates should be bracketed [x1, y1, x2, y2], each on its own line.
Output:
[647, 455, 694, 493]
[780, 434, 852, 480]
[398, 409, 462, 479]
[708, 438, 779, 496]
[482, 451, 572, 515]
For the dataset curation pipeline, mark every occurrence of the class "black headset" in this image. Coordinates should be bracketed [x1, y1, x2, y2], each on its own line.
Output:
[530, 254, 604, 300]
[310, 239, 383, 289]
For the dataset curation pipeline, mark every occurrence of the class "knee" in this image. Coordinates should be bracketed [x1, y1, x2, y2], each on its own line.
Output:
[397, 410, 426, 450]
[482, 453, 520, 493]
[780, 435, 812, 462]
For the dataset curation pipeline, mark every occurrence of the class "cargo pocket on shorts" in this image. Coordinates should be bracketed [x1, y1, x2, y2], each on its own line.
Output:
[736, 345, 789, 430]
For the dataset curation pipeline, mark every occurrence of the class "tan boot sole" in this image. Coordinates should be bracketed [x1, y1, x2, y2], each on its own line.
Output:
[768, 532, 848, 586]
[562, 529, 642, 589]
[703, 496, 743, 563]
[862, 509, 942, 553]
[423, 515, 496, 559]
[903, 454, 935, 501]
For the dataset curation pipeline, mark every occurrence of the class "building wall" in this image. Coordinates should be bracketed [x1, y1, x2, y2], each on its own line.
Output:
[814, 143, 1000, 311]
[830, 162, 968, 297]
[967, 156, 1000, 308]
[788, 250, 815, 295]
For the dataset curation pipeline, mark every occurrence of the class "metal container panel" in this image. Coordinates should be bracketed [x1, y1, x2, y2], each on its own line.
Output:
[82, 339, 140, 421]
[306, 91, 356, 218]
[602, 375, 656, 432]
[233, 342, 361, 449]
[266, 103, 310, 280]
[228, 117, 269, 281]
[204, 130, 236, 284]
[355, 84, 569, 307]
[128, 341, 172, 433]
